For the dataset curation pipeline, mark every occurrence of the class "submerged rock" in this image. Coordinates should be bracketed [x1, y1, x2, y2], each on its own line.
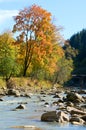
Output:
[11, 125, 42, 130]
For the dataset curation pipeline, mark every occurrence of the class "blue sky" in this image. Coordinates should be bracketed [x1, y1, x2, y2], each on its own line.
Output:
[0, 0, 86, 39]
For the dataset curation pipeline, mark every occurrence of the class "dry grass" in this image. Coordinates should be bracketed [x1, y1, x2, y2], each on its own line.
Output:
[10, 77, 52, 92]
[0, 77, 52, 93]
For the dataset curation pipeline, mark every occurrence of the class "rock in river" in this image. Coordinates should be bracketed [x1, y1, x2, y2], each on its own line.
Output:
[41, 111, 69, 123]
[66, 92, 85, 103]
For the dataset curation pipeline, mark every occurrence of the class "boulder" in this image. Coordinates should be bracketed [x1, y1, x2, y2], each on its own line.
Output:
[53, 94, 61, 98]
[41, 111, 69, 123]
[41, 111, 57, 122]
[56, 111, 69, 123]
[66, 92, 85, 103]
[81, 115, 86, 121]
[67, 106, 86, 115]
[80, 104, 86, 109]
[78, 90, 86, 94]
[15, 104, 26, 110]
[44, 102, 49, 107]
[70, 117, 85, 125]
[66, 101, 74, 107]
[71, 121, 84, 125]
[7, 89, 20, 97]
[24, 93, 31, 98]
[0, 98, 3, 101]
[52, 101, 58, 106]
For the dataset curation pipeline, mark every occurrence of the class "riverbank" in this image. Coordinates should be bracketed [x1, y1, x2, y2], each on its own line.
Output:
[0, 77, 83, 96]
[0, 77, 57, 95]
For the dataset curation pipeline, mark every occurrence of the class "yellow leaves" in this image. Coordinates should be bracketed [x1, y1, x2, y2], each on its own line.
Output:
[57, 46, 64, 57]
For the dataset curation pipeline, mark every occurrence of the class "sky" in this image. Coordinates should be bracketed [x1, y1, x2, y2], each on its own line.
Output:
[0, 0, 86, 39]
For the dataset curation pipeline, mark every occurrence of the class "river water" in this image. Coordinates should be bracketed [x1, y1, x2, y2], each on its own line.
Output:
[0, 94, 86, 130]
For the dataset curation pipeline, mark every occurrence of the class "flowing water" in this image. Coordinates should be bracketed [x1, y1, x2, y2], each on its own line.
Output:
[0, 94, 86, 130]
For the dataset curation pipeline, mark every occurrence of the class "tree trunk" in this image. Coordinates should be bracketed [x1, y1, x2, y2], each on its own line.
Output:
[23, 65, 27, 76]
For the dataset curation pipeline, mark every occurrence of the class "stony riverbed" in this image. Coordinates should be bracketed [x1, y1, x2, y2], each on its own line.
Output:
[0, 88, 86, 130]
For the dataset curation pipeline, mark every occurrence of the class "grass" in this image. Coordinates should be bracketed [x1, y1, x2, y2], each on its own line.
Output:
[4, 77, 53, 92]
[0, 77, 6, 89]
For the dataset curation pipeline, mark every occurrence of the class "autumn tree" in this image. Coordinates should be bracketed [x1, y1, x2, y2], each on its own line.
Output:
[13, 4, 63, 76]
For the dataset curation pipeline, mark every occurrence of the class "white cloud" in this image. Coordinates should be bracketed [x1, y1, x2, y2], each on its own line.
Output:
[0, 10, 18, 24]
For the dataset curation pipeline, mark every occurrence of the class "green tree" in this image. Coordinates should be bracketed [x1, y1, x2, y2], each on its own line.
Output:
[0, 32, 19, 81]
[69, 29, 86, 75]
[53, 57, 73, 85]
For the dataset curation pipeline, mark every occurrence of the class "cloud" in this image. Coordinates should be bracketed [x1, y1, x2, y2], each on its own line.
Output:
[0, 10, 18, 24]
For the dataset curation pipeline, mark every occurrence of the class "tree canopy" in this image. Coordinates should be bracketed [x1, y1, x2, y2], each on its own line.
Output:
[69, 29, 86, 75]
[13, 4, 64, 77]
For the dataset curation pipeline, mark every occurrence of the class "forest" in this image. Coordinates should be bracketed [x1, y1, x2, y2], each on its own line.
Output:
[0, 4, 86, 87]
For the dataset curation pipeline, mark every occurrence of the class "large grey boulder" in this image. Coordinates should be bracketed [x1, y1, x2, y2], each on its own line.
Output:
[41, 111, 57, 122]
[41, 111, 69, 123]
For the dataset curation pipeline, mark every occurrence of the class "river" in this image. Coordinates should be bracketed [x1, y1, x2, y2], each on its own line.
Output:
[0, 94, 86, 130]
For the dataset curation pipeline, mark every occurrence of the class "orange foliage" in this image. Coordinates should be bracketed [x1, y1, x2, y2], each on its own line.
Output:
[13, 4, 64, 76]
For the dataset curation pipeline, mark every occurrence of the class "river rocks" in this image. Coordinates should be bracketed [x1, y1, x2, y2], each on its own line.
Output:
[24, 93, 31, 98]
[15, 104, 26, 110]
[71, 109, 86, 115]
[56, 111, 69, 123]
[70, 116, 85, 125]
[40, 88, 86, 126]
[53, 94, 61, 98]
[41, 111, 57, 122]
[66, 101, 74, 107]
[7, 89, 20, 97]
[66, 92, 85, 103]
[52, 101, 58, 106]
[40, 91, 46, 95]
[80, 104, 86, 108]
[78, 90, 86, 94]
[81, 115, 86, 121]
[44, 102, 49, 107]
[0, 98, 3, 101]
[41, 111, 69, 123]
